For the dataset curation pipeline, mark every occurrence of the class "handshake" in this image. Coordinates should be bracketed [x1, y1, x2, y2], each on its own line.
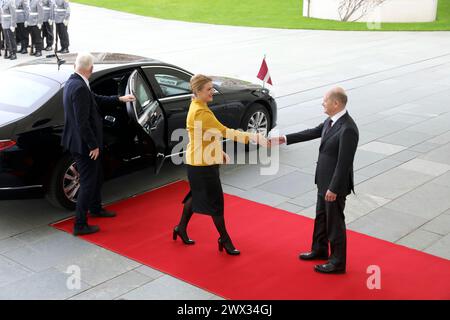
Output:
[268, 135, 287, 147]
[221, 133, 287, 164]
[249, 134, 287, 148]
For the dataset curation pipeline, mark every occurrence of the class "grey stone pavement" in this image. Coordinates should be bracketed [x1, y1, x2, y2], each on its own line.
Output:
[0, 4, 449, 299]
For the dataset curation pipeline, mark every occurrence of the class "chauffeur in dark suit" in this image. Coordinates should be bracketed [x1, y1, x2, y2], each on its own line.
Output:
[62, 52, 135, 236]
[270, 87, 359, 274]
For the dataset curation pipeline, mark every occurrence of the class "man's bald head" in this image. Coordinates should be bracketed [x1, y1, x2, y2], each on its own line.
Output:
[328, 87, 348, 108]
[322, 87, 348, 117]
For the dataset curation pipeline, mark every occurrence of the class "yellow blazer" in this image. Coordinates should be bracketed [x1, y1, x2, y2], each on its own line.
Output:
[186, 98, 254, 166]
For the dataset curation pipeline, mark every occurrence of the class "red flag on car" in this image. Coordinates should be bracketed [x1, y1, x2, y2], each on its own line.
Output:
[257, 56, 273, 86]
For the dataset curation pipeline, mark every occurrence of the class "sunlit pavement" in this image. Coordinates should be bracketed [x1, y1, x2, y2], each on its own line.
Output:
[0, 3, 449, 299]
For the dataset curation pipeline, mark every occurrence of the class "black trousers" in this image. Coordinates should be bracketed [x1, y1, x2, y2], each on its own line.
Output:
[3, 28, 16, 54]
[72, 153, 103, 227]
[16, 23, 29, 49]
[29, 25, 43, 51]
[56, 23, 69, 49]
[311, 193, 347, 268]
[42, 22, 53, 47]
[0, 24, 4, 50]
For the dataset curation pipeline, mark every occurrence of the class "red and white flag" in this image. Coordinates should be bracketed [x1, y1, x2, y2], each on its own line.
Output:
[257, 56, 273, 86]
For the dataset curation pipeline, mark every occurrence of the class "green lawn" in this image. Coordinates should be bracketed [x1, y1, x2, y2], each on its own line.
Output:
[73, 0, 450, 31]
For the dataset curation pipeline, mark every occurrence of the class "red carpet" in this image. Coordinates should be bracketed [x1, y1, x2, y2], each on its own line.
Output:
[51, 181, 450, 300]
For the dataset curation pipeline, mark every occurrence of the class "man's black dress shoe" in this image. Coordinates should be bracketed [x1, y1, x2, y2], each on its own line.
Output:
[299, 251, 328, 261]
[314, 263, 346, 274]
[90, 209, 117, 218]
[73, 224, 100, 236]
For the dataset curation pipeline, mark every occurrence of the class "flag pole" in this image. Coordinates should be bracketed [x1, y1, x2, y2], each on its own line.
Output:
[262, 54, 266, 89]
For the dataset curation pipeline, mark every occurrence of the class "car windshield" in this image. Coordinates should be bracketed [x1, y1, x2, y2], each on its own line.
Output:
[0, 71, 60, 115]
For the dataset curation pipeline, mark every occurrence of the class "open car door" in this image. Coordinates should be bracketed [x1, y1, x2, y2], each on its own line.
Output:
[125, 70, 167, 174]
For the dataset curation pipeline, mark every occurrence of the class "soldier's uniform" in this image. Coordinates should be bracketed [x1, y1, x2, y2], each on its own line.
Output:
[0, 5, 4, 56]
[1, 0, 17, 60]
[54, 0, 68, 53]
[41, 0, 53, 50]
[15, 0, 29, 54]
[27, 0, 43, 56]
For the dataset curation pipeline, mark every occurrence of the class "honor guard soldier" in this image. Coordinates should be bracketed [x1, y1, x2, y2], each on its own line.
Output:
[41, 0, 53, 51]
[1, 0, 17, 60]
[27, 0, 43, 56]
[54, 0, 68, 53]
[0, 8, 3, 57]
[15, 0, 30, 54]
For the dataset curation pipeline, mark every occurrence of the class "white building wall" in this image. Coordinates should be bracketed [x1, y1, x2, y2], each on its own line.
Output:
[303, 0, 438, 23]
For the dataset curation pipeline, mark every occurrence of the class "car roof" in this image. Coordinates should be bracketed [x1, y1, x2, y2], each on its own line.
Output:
[11, 52, 168, 84]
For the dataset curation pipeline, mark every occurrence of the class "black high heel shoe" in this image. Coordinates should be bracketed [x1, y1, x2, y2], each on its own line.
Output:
[173, 226, 195, 245]
[218, 237, 240, 255]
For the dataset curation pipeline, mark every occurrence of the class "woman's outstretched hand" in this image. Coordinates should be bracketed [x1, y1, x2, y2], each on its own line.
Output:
[250, 133, 268, 147]
[222, 151, 231, 164]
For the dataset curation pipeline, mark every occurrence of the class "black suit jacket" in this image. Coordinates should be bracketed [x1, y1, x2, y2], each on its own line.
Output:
[61, 73, 119, 155]
[286, 112, 359, 196]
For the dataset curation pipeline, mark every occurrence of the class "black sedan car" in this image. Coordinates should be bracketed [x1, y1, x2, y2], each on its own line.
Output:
[0, 53, 277, 210]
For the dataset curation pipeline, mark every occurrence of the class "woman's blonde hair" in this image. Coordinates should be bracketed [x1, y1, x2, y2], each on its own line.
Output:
[190, 74, 212, 95]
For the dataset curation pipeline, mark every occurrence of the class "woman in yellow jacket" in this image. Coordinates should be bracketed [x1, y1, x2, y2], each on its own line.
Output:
[173, 74, 267, 255]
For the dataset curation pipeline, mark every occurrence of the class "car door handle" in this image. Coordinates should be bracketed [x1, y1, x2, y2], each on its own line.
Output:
[148, 112, 161, 131]
[104, 115, 116, 124]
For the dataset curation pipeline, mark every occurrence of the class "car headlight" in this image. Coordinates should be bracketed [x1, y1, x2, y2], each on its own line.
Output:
[261, 88, 270, 95]
[252, 87, 274, 98]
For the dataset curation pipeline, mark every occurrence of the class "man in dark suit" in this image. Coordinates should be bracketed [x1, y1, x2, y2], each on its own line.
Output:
[62, 52, 135, 236]
[270, 87, 359, 274]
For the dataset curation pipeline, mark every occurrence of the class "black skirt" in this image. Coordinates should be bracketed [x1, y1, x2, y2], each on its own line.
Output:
[183, 164, 224, 216]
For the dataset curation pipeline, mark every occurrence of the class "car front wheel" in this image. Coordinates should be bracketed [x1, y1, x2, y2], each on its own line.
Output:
[241, 103, 271, 150]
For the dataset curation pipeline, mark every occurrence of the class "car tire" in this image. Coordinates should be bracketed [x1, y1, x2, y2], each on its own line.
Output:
[240, 103, 271, 152]
[46, 154, 78, 211]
